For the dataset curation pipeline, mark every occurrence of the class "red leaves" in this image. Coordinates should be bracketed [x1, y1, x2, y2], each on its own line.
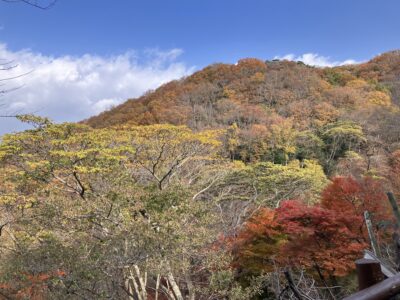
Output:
[239, 208, 280, 239]
[0, 270, 66, 300]
[229, 176, 390, 277]
[277, 200, 366, 276]
[227, 208, 284, 275]
[322, 176, 391, 229]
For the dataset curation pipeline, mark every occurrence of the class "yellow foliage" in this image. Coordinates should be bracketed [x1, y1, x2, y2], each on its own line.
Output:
[346, 79, 369, 89]
[250, 72, 265, 83]
[367, 90, 391, 106]
[223, 88, 236, 99]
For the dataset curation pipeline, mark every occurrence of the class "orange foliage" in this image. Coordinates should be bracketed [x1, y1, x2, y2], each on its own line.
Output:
[229, 176, 392, 277]
[321, 176, 391, 228]
[276, 200, 366, 276]
[0, 270, 66, 300]
[85, 54, 386, 131]
[229, 200, 367, 277]
[83, 52, 400, 165]
[227, 208, 284, 275]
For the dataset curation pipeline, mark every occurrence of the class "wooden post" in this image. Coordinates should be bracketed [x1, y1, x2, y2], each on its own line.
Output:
[355, 259, 384, 291]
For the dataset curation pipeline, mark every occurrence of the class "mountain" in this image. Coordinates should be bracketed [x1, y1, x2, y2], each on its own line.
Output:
[83, 51, 400, 172]
[2, 52, 400, 299]
[85, 51, 400, 131]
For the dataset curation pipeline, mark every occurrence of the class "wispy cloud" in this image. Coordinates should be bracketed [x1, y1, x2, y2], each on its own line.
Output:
[0, 44, 194, 134]
[274, 53, 359, 67]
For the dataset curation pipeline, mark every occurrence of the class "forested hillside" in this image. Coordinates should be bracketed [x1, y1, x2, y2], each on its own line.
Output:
[86, 51, 400, 173]
[1, 52, 400, 299]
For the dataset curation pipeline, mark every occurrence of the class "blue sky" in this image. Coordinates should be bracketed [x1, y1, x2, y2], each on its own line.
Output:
[2, 0, 400, 64]
[0, 0, 399, 134]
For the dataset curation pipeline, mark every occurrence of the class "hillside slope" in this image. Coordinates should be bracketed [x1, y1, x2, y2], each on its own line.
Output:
[85, 51, 400, 130]
[85, 51, 400, 173]
[2, 53, 400, 299]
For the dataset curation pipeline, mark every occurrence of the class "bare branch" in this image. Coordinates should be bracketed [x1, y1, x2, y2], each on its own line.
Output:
[1, 0, 57, 10]
[0, 69, 33, 82]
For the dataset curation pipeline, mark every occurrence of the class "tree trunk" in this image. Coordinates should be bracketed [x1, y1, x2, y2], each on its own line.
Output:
[133, 265, 147, 299]
[167, 271, 184, 300]
[364, 211, 381, 257]
[185, 273, 195, 300]
[161, 282, 177, 300]
[314, 264, 336, 300]
[124, 277, 134, 300]
[155, 274, 161, 300]
[131, 275, 143, 300]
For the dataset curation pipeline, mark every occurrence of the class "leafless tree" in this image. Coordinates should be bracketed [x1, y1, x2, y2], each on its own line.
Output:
[0, 60, 19, 116]
[0, 60, 34, 117]
[0, 60, 18, 96]
[0, 0, 55, 117]
[1, 0, 57, 10]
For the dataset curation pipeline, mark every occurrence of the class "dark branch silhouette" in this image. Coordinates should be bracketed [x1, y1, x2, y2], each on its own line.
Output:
[0, 61, 32, 116]
[1, 0, 57, 10]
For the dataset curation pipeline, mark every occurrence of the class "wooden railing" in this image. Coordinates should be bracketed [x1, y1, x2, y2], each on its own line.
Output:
[343, 273, 400, 300]
[343, 192, 400, 300]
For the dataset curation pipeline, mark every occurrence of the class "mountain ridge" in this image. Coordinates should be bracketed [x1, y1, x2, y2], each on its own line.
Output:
[84, 51, 400, 132]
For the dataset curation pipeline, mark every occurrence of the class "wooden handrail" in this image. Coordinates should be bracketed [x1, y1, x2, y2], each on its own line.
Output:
[343, 274, 400, 300]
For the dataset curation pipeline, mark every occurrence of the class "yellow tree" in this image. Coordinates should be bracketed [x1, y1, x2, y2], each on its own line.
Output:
[0, 120, 255, 299]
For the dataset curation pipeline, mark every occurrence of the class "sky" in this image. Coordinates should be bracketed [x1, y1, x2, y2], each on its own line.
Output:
[0, 0, 400, 134]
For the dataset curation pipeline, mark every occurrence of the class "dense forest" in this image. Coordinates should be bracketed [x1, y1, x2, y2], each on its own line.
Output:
[1, 51, 400, 299]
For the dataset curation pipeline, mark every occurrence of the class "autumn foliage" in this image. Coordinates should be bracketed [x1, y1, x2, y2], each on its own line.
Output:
[229, 176, 392, 278]
[321, 176, 391, 228]
[0, 270, 66, 300]
[276, 200, 366, 276]
[2, 51, 400, 298]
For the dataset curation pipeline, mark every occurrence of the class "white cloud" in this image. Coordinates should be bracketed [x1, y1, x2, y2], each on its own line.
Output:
[0, 44, 194, 135]
[274, 53, 359, 67]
